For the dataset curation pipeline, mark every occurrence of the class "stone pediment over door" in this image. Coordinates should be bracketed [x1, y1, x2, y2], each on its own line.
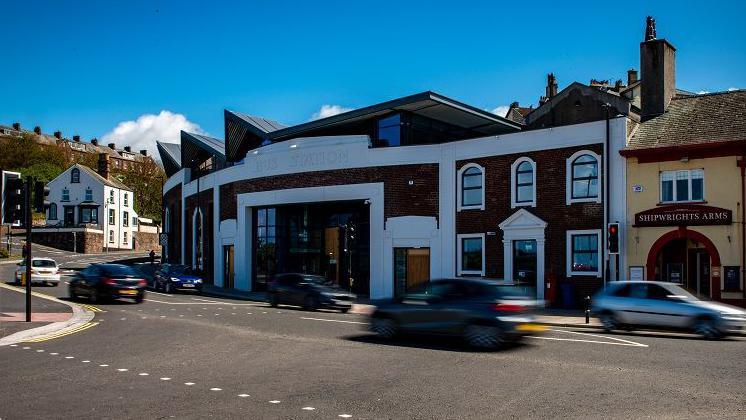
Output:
[499, 209, 547, 233]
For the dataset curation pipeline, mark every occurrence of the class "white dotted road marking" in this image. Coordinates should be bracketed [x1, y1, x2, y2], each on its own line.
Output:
[50, 352, 59, 355]
[36, 349, 45, 352]
[82, 360, 90, 363]
[117, 368, 128, 372]
[210, 388, 222, 391]
[214, 314, 220, 316]
[9, 344, 17, 347]
[302, 407, 316, 411]
[120, 318, 127, 321]
[65, 356, 75, 359]
[269, 400, 281, 404]
[179, 315, 184, 317]
[238, 394, 250, 398]
[197, 314, 203, 317]
[139, 373, 149, 376]
[160, 315, 166, 318]
[160, 377, 171, 381]
[184, 382, 195, 386]
[339, 415, 352, 418]
[231, 313, 236, 315]
[300, 317, 367, 325]
[22, 346, 30, 350]
[99, 364, 109, 367]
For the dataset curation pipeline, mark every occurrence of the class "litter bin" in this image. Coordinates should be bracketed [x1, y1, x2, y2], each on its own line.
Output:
[560, 282, 576, 309]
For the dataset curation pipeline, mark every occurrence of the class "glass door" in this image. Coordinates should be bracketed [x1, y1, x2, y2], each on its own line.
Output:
[513, 240, 537, 294]
[394, 247, 430, 297]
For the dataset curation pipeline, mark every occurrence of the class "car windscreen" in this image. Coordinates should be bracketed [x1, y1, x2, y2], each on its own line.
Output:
[32, 260, 56, 268]
[477, 284, 531, 299]
[171, 266, 195, 276]
[303, 276, 335, 286]
[661, 283, 698, 300]
[101, 265, 137, 276]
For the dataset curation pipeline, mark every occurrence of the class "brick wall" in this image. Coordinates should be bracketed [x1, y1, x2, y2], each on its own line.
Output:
[456, 144, 605, 303]
[31, 230, 104, 253]
[219, 164, 440, 222]
[163, 184, 182, 263]
[135, 231, 161, 252]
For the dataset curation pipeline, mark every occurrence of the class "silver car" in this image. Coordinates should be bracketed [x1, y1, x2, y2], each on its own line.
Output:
[592, 281, 746, 339]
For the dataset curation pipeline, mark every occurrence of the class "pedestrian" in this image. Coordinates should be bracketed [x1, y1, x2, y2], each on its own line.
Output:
[149, 249, 156, 265]
[21, 241, 27, 259]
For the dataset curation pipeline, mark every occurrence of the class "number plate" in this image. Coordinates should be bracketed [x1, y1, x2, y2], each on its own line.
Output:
[119, 290, 138, 295]
[181, 283, 194, 288]
[516, 323, 546, 332]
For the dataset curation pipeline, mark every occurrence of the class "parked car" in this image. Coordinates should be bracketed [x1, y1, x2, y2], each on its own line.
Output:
[153, 264, 203, 293]
[268, 273, 356, 312]
[15, 258, 61, 286]
[368, 278, 543, 348]
[69, 264, 146, 303]
[592, 281, 746, 339]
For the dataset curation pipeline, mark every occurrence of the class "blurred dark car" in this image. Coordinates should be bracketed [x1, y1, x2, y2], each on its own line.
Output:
[153, 264, 204, 293]
[369, 278, 543, 348]
[592, 281, 746, 339]
[69, 264, 146, 303]
[267, 273, 356, 312]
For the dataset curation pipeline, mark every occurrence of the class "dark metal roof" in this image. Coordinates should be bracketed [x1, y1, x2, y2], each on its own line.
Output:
[266, 91, 522, 142]
[229, 111, 287, 134]
[157, 141, 182, 177]
[180, 131, 226, 170]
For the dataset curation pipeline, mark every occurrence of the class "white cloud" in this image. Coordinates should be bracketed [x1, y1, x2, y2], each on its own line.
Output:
[490, 105, 510, 117]
[697, 90, 710, 95]
[101, 110, 204, 160]
[310, 104, 353, 120]
[728, 87, 739, 91]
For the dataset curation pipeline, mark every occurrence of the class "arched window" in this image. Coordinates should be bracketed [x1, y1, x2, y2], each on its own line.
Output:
[458, 163, 485, 210]
[48, 203, 58, 220]
[164, 207, 171, 234]
[193, 208, 204, 270]
[511, 158, 536, 207]
[71, 168, 80, 183]
[566, 151, 601, 204]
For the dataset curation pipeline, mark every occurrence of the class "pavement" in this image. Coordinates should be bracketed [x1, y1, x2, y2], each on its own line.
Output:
[1, 247, 745, 418]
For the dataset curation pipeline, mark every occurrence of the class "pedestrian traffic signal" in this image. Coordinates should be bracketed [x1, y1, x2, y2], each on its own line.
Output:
[33, 181, 50, 213]
[607, 222, 620, 255]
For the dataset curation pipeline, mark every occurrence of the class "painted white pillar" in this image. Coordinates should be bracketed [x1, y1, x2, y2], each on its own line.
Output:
[503, 239, 513, 282]
[213, 186, 223, 287]
[536, 239, 546, 300]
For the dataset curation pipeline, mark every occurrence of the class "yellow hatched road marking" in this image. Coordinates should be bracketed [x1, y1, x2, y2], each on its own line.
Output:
[25, 322, 99, 342]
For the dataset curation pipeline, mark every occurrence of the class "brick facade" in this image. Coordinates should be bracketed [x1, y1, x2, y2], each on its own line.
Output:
[163, 184, 182, 263]
[219, 164, 440, 222]
[456, 144, 605, 302]
[31, 230, 104, 254]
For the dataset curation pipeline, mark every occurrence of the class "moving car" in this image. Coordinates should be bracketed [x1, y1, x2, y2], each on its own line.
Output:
[153, 264, 203, 293]
[69, 264, 146, 303]
[15, 258, 61, 286]
[368, 278, 543, 348]
[592, 281, 746, 339]
[267, 273, 356, 312]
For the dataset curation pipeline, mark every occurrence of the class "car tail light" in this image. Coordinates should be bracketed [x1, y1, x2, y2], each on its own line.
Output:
[103, 278, 117, 285]
[137, 279, 147, 287]
[491, 303, 525, 313]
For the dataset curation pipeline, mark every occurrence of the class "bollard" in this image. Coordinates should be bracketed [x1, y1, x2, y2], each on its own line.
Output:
[584, 295, 591, 324]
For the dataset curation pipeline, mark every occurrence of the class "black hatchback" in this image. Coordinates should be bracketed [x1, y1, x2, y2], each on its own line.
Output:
[69, 264, 147, 303]
[369, 279, 544, 348]
[267, 273, 356, 312]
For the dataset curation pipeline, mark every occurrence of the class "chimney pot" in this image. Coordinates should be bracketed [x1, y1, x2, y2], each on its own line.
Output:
[98, 153, 111, 180]
[90, 138, 98, 146]
[124, 146, 132, 152]
[627, 68, 638, 85]
[73, 135, 81, 142]
[54, 131, 62, 139]
[139, 149, 148, 156]
[108, 143, 116, 150]
[546, 73, 558, 98]
[644, 16, 657, 41]
[12, 122, 20, 131]
[33, 126, 42, 135]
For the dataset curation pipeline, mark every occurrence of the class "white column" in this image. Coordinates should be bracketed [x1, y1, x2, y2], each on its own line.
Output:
[213, 186, 223, 287]
[234, 205, 253, 291]
[536, 239, 546, 301]
[502, 239, 513, 282]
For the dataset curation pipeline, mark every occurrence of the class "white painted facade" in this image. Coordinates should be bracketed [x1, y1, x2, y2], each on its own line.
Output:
[167, 118, 629, 299]
[46, 164, 139, 250]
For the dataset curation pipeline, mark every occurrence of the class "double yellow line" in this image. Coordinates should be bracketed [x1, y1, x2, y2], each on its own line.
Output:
[80, 304, 103, 313]
[25, 321, 99, 343]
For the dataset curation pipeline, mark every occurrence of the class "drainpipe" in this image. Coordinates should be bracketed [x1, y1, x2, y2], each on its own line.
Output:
[602, 104, 611, 288]
[740, 155, 746, 298]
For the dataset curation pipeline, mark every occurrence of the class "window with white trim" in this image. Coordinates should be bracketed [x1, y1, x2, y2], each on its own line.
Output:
[48, 203, 57, 220]
[123, 193, 128, 207]
[109, 190, 115, 204]
[566, 230, 601, 277]
[660, 169, 704, 203]
[109, 229, 114, 243]
[123, 211, 129, 227]
[511, 157, 536, 207]
[108, 209, 115, 225]
[457, 164, 485, 210]
[123, 231, 128, 244]
[61, 188, 70, 202]
[70, 168, 80, 183]
[457, 233, 485, 276]
[566, 151, 601, 204]
[84, 188, 93, 202]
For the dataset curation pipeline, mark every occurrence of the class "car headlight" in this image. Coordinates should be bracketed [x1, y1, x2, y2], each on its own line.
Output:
[170, 277, 181, 282]
[194, 279, 202, 283]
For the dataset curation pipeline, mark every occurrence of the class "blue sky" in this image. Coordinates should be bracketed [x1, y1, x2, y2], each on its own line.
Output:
[1, 0, 745, 154]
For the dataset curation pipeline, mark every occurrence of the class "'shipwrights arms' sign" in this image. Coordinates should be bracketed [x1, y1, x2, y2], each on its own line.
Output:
[634, 205, 732, 227]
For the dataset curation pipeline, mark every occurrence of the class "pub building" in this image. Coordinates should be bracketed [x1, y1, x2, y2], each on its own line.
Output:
[621, 26, 746, 305]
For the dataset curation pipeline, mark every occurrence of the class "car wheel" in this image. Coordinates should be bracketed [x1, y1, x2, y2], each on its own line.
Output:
[89, 291, 100, 303]
[599, 312, 619, 332]
[694, 317, 721, 340]
[135, 294, 144, 304]
[464, 324, 505, 349]
[52, 282, 59, 287]
[165, 283, 172, 294]
[268, 293, 279, 308]
[303, 296, 319, 311]
[371, 317, 398, 339]
[340, 307, 350, 314]
[69, 287, 78, 301]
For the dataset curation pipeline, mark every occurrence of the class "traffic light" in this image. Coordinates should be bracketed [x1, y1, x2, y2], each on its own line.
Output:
[34, 181, 50, 213]
[3, 177, 24, 226]
[607, 222, 620, 255]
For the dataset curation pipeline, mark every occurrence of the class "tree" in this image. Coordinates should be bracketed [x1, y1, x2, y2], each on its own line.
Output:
[112, 158, 165, 222]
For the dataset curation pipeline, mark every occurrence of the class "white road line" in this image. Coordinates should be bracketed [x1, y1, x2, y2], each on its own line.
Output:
[50, 352, 58, 355]
[160, 377, 171, 381]
[36, 349, 44, 352]
[99, 364, 109, 367]
[117, 368, 128, 372]
[210, 388, 222, 391]
[185, 382, 195, 386]
[148, 290, 176, 297]
[269, 400, 281, 404]
[528, 329, 649, 348]
[65, 356, 75, 359]
[145, 298, 263, 306]
[300, 317, 367, 325]
[139, 373, 149, 376]
[82, 360, 90, 363]
[191, 297, 224, 303]
[302, 407, 316, 411]
[339, 415, 353, 418]
[238, 394, 250, 398]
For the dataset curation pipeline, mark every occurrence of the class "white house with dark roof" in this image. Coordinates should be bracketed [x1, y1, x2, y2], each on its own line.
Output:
[46, 159, 139, 250]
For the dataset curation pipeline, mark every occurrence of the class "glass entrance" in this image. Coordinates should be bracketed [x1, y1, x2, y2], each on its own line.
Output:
[394, 247, 430, 297]
[513, 240, 537, 292]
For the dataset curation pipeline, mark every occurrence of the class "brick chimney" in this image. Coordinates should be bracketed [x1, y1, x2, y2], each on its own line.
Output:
[90, 138, 98, 146]
[124, 146, 132, 153]
[627, 68, 638, 85]
[54, 131, 62, 139]
[73, 135, 81, 142]
[108, 143, 116, 150]
[98, 153, 111, 180]
[139, 149, 148, 156]
[12, 122, 20, 131]
[640, 16, 676, 121]
[546, 73, 558, 98]
[33, 126, 42, 135]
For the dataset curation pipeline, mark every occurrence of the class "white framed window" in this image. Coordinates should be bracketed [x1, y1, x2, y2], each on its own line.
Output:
[61, 188, 70, 202]
[109, 229, 114, 243]
[511, 157, 536, 208]
[84, 188, 93, 202]
[123, 193, 128, 207]
[566, 150, 601, 204]
[123, 231, 128, 244]
[70, 168, 80, 183]
[109, 190, 115, 204]
[108, 209, 115, 225]
[123, 211, 129, 227]
[457, 233, 485, 276]
[660, 169, 704, 203]
[48, 203, 57, 220]
[457, 163, 485, 211]
[566, 229, 602, 277]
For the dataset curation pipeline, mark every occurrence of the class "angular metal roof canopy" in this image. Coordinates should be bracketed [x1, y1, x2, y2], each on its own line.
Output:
[180, 131, 226, 170]
[157, 141, 182, 177]
[224, 110, 287, 162]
